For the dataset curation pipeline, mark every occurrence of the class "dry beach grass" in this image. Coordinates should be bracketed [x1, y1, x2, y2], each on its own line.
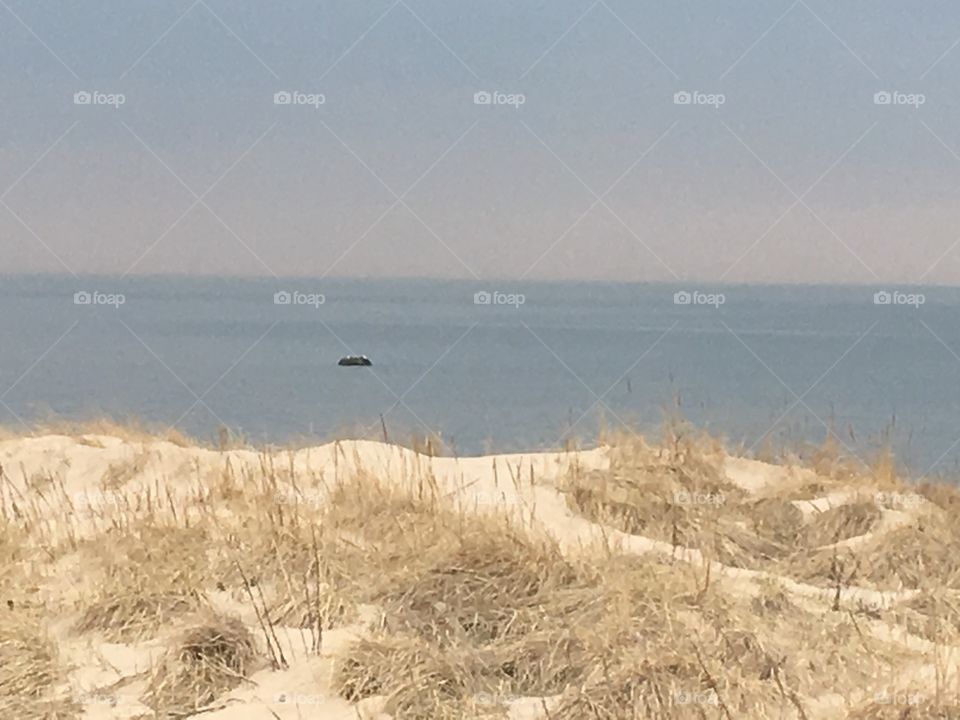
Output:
[1, 423, 960, 718]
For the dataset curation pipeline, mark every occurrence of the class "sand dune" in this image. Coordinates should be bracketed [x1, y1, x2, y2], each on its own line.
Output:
[3, 430, 959, 718]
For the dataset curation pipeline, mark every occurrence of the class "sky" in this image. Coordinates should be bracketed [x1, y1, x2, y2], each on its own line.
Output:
[3, 0, 960, 284]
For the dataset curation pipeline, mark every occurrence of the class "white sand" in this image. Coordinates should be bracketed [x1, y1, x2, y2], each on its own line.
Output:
[1, 434, 952, 718]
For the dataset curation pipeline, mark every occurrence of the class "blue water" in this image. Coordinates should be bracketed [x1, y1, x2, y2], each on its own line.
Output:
[1, 275, 957, 476]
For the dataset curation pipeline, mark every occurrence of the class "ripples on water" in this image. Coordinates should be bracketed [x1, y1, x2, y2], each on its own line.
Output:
[0, 275, 956, 475]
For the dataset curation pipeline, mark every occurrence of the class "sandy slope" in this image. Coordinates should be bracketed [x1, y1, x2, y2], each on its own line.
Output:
[3, 436, 611, 719]
[1, 434, 953, 718]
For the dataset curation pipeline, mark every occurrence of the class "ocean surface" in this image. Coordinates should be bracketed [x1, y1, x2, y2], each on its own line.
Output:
[1, 275, 957, 476]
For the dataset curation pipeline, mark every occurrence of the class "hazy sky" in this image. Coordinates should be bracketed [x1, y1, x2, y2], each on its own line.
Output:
[4, 1, 960, 283]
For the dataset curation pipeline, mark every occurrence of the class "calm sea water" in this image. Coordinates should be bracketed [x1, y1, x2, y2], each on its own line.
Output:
[1, 275, 957, 476]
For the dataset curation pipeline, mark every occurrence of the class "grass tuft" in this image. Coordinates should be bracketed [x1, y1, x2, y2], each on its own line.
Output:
[143, 614, 258, 717]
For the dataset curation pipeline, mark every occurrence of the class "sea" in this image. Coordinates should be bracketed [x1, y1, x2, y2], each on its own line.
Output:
[1, 275, 957, 477]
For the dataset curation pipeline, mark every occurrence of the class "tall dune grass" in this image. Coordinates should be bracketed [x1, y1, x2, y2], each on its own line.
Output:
[2, 422, 960, 717]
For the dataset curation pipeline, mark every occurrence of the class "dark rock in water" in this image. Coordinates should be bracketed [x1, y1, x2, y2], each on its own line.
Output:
[338, 355, 372, 367]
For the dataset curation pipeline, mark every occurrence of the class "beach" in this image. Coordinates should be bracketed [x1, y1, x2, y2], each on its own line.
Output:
[3, 425, 959, 718]
[5, 1, 959, 716]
